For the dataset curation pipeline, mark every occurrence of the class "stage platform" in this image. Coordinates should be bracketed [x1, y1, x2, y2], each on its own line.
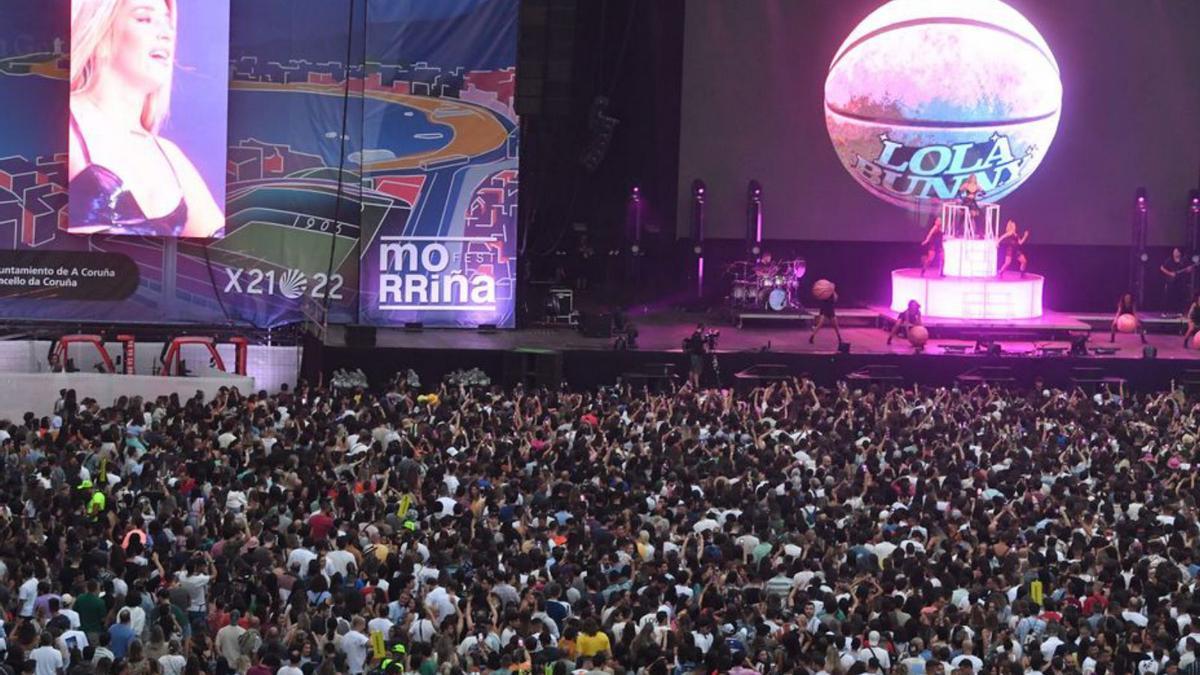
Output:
[321, 308, 1200, 392]
[870, 305, 1089, 340]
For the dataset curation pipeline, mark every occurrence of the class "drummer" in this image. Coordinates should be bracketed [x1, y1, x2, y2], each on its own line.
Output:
[754, 251, 776, 279]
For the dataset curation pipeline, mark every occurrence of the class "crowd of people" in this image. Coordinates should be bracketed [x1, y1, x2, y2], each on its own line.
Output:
[3, 376, 1200, 675]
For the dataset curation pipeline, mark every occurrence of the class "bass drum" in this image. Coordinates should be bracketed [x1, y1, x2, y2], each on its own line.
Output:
[767, 287, 788, 312]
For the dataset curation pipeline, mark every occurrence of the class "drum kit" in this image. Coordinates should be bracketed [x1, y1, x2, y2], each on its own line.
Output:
[726, 257, 806, 311]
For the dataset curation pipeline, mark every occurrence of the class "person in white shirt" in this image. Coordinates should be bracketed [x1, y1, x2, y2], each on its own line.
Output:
[275, 651, 304, 675]
[31, 633, 65, 675]
[224, 488, 247, 513]
[367, 610, 394, 639]
[58, 595, 81, 630]
[178, 555, 215, 618]
[408, 616, 437, 644]
[858, 632, 891, 671]
[424, 578, 458, 625]
[18, 571, 39, 619]
[124, 598, 147, 638]
[60, 629, 89, 663]
[1177, 633, 1200, 658]
[951, 641, 984, 673]
[340, 617, 371, 675]
[287, 546, 318, 578]
[159, 640, 187, 675]
[324, 540, 357, 580]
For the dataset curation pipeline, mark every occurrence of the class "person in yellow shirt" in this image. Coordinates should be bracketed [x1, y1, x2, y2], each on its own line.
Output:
[575, 618, 611, 659]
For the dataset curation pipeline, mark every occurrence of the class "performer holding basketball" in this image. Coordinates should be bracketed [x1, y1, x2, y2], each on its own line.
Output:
[1110, 292, 1147, 344]
[959, 174, 984, 234]
[887, 299, 922, 345]
[808, 282, 842, 345]
[920, 217, 944, 277]
[997, 220, 1029, 277]
[1184, 292, 1200, 349]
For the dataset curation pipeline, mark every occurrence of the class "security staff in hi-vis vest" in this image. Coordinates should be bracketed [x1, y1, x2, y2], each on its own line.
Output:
[376, 643, 406, 674]
[78, 479, 106, 519]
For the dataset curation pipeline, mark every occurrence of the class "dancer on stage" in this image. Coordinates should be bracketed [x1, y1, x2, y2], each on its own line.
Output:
[1109, 292, 1148, 344]
[959, 174, 984, 234]
[808, 285, 842, 345]
[996, 220, 1029, 277]
[920, 217, 944, 277]
[1185, 292, 1200, 349]
[887, 299, 922, 345]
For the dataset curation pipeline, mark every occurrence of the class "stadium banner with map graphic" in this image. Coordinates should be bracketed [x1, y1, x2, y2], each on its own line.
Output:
[0, 0, 517, 329]
[355, 0, 519, 328]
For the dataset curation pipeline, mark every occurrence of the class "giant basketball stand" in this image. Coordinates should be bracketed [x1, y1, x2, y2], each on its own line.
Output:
[892, 201, 1044, 319]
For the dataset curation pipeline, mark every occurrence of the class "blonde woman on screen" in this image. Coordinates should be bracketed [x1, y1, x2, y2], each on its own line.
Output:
[68, 0, 223, 238]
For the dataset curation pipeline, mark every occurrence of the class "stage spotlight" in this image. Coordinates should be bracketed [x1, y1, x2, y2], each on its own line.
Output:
[746, 179, 764, 252]
[1140, 252, 1150, 263]
[1135, 187, 1148, 212]
[692, 180, 706, 197]
[630, 244, 640, 254]
[693, 244, 703, 255]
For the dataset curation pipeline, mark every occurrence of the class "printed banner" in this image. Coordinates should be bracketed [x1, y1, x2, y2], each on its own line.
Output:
[356, 0, 519, 328]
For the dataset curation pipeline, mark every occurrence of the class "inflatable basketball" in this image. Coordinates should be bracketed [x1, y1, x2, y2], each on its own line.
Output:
[1116, 313, 1138, 333]
[813, 279, 835, 300]
[908, 325, 929, 347]
[825, 0, 1062, 210]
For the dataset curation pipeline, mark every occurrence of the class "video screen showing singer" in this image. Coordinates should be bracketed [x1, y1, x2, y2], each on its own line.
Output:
[68, 0, 225, 238]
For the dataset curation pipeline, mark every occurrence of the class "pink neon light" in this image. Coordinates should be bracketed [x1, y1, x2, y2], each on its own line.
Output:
[891, 268, 1043, 319]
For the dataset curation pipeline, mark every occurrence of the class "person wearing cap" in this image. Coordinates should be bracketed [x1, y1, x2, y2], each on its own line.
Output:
[76, 480, 105, 519]
[858, 630, 891, 671]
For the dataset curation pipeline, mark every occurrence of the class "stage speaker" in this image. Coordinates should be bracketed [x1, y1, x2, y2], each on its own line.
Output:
[837, 342, 851, 354]
[580, 312, 613, 338]
[516, 0, 576, 116]
[346, 325, 376, 348]
[1143, 346, 1158, 359]
[503, 349, 563, 388]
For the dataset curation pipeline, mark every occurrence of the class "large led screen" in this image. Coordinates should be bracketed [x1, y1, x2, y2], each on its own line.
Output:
[678, 0, 1200, 245]
[68, 0, 229, 238]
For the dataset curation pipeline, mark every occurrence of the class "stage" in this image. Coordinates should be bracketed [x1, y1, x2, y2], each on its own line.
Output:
[321, 308, 1200, 392]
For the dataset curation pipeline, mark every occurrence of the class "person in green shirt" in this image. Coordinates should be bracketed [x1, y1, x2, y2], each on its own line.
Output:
[76, 579, 108, 638]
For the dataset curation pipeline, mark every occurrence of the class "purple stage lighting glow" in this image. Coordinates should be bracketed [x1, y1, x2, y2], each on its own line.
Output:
[891, 269, 1043, 319]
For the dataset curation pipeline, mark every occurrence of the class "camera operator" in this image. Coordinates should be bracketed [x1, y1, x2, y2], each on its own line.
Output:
[683, 323, 718, 388]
